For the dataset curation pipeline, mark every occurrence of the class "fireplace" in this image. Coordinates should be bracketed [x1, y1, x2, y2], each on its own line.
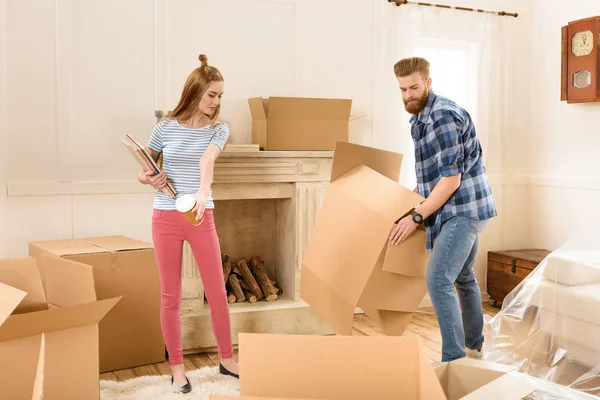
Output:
[179, 150, 335, 352]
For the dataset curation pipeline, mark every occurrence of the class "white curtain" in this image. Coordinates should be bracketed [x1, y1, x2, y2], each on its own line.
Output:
[372, 3, 510, 189]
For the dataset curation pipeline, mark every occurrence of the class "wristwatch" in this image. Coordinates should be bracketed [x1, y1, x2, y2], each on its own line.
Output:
[411, 210, 424, 225]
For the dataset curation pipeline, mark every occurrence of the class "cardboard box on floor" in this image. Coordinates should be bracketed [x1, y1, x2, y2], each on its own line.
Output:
[29, 235, 164, 373]
[247, 97, 363, 151]
[299, 141, 432, 336]
[210, 333, 535, 400]
[433, 357, 537, 400]
[0, 255, 120, 399]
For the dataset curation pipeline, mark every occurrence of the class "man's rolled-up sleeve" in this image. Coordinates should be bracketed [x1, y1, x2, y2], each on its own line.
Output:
[431, 114, 465, 177]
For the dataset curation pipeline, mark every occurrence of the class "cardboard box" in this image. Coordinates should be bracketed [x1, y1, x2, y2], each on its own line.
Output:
[433, 357, 536, 400]
[210, 333, 535, 400]
[300, 141, 431, 335]
[0, 255, 120, 399]
[29, 235, 164, 373]
[247, 97, 359, 151]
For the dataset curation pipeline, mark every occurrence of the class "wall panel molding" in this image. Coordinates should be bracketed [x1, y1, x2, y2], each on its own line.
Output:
[489, 174, 600, 191]
[528, 175, 600, 191]
[8, 174, 600, 197]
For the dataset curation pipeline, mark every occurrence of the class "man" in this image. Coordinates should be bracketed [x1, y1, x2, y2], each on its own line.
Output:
[389, 57, 497, 362]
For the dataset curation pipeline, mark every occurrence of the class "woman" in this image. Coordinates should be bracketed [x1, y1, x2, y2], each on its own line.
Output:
[137, 54, 239, 394]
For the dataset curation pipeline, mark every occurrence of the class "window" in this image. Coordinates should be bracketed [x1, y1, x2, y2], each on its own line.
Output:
[415, 39, 480, 125]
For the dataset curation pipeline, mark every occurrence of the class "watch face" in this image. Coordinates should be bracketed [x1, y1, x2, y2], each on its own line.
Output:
[412, 212, 423, 223]
[571, 30, 594, 56]
[573, 70, 592, 89]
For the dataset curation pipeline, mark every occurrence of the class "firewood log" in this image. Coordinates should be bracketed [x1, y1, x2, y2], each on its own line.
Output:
[227, 290, 236, 304]
[228, 274, 245, 302]
[240, 280, 250, 292]
[269, 279, 283, 295]
[237, 258, 264, 299]
[232, 263, 242, 276]
[243, 290, 257, 303]
[249, 256, 278, 301]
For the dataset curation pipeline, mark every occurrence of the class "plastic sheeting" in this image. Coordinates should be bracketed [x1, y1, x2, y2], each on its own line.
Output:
[482, 233, 600, 398]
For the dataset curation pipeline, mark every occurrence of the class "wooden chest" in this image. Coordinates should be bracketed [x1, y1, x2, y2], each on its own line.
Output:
[487, 249, 551, 307]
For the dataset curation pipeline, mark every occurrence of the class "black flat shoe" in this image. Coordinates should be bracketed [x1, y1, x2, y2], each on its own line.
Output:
[171, 376, 192, 394]
[219, 363, 239, 379]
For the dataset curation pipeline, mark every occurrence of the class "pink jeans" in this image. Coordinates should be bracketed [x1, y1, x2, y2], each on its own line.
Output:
[152, 208, 234, 365]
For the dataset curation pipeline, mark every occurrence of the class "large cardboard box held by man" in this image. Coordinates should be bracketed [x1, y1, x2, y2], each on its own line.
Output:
[0, 255, 120, 399]
[29, 235, 164, 373]
[247, 96, 360, 151]
[210, 333, 535, 400]
[299, 141, 432, 336]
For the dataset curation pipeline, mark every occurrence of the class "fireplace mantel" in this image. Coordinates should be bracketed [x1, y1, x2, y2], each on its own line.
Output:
[180, 150, 336, 352]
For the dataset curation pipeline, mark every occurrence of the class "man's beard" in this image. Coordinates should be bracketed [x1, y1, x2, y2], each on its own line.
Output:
[403, 90, 429, 115]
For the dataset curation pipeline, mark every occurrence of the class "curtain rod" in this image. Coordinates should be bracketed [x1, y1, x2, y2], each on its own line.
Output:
[388, 0, 518, 18]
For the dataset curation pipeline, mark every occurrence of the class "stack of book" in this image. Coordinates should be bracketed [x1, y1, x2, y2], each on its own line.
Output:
[121, 133, 177, 198]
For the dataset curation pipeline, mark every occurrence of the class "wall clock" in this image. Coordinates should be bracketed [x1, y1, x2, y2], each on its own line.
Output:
[561, 16, 600, 103]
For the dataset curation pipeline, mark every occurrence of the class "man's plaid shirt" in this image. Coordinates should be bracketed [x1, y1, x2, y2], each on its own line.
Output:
[410, 91, 497, 251]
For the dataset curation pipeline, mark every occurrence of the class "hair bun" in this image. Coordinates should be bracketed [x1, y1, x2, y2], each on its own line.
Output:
[199, 54, 208, 67]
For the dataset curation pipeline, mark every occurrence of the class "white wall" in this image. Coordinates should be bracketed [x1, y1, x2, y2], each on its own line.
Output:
[0, 0, 536, 298]
[0, 0, 375, 258]
[527, 0, 600, 250]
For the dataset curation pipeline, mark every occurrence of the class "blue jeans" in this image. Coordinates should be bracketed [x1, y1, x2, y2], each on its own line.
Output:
[426, 215, 488, 362]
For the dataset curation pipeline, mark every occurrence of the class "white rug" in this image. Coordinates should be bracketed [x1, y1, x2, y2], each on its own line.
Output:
[100, 366, 240, 399]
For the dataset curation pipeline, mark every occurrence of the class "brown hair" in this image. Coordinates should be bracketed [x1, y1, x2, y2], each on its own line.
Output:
[166, 54, 224, 124]
[393, 57, 430, 79]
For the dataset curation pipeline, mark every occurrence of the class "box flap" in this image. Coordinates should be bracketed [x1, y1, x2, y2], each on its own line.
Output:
[382, 228, 430, 277]
[299, 265, 355, 335]
[31, 333, 45, 400]
[268, 97, 351, 120]
[0, 333, 46, 399]
[238, 333, 445, 399]
[29, 239, 106, 256]
[446, 356, 517, 373]
[419, 343, 448, 400]
[330, 141, 406, 183]
[0, 257, 48, 313]
[82, 235, 153, 252]
[42, 253, 97, 307]
[356, 306, 415, 336]
[248, 97, 267, 119]
[0, 282, 27, 326]
[332, 165, 424, 223]
[0, 297, 120, 342]
[460, 372, 535, 400]
[357, 247, 428, 312]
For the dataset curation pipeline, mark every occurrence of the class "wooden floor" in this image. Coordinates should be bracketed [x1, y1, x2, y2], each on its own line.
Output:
[100, 302, 500, 383]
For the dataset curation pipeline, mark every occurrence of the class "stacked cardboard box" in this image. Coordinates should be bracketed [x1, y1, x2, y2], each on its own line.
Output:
[0, 255, 120, 399]
[247, 97, 363, 151]
[28, 235, 164, 373]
